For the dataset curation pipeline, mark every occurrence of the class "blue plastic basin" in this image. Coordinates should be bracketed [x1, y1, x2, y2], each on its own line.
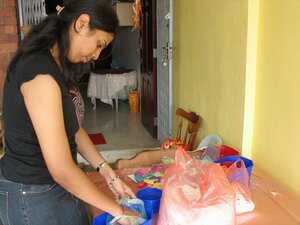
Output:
[92, 212, 154, 225]
[215, 156, 254, 177]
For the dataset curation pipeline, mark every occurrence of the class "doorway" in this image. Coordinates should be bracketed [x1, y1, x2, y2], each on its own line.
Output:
[140, 0, 173, 142]
[80, 86, 160, 157]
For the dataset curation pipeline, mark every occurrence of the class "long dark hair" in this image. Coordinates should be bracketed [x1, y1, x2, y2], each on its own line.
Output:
[7, 0, 119, 83]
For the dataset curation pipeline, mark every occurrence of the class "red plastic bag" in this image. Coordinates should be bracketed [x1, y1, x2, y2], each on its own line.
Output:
[160, 138, 189, 151]
[157, 147, 236, 225]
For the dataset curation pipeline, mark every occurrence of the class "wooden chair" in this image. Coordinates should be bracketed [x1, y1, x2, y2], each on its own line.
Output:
[113, 148, 203, 170]
[175, 107, 202, 151]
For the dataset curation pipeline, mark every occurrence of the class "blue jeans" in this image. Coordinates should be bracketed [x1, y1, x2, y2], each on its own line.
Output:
[0, 168, 90, 225]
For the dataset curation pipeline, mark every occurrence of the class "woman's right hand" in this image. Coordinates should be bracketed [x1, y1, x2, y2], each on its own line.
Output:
[117, 208, 141, 225]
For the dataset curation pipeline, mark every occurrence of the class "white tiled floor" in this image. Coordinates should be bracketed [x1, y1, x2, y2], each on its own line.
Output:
[78, 82, 160, 163]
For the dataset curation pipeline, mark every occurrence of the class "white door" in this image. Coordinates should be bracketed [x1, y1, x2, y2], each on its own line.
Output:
[157, 0, 173, 142]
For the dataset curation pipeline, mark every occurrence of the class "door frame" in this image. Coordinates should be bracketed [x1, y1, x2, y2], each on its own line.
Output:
[140, 0, 157, 138]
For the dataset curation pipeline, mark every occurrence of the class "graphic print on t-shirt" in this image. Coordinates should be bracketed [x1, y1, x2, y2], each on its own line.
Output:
[69, 88, 85, 126]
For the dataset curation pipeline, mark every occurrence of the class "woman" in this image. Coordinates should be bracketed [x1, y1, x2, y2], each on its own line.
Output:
[0, 1, 138, 224]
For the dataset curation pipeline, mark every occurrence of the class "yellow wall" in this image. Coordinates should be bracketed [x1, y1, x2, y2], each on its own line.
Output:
[173, 0, 248, 151]
[253, 0, 300, 196]
[173, 0, 300, 197]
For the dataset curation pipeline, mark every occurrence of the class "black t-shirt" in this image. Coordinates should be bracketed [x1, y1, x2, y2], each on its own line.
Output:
[0, 50, 85, 184]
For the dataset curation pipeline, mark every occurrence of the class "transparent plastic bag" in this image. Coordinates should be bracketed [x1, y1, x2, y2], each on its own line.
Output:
[108, 215, 146, 225]
[200, 145, 220, 161]
[224, 159, 255, 214]
[106, 198, 147, 225]
[157, 147, 236, 225]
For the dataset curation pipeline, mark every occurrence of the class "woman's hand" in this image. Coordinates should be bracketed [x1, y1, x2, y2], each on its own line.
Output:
[108, 176, 136, 199]
[117, 208, 141, 225]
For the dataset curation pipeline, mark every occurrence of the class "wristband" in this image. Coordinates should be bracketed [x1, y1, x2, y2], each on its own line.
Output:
[109, 175, 120, 185]
[96, 161, 108, 172]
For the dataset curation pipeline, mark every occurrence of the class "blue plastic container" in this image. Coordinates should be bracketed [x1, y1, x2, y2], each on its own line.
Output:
[92, 190, 160, 225]
[136, 188, 162, 220]
[92, 213, 107, 225]
[92, 212, 153, 225]
[215, 156, 254, 177]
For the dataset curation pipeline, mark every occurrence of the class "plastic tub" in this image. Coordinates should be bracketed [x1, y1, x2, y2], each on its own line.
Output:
[92, 213, 153, 225]
[92, 188, 161, 225]
[218, 145, 240, 159]
[215, 156, 254, 177]
[136, 188, 162, 219]
[92, 213, 107, 225]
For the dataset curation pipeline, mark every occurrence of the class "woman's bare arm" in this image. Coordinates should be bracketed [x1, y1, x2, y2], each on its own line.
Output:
[75, 125, 136, 199]
[75, 126, 117, 182]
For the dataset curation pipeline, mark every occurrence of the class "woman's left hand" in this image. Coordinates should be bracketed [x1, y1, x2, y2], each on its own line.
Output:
[108, 176, 136, 199]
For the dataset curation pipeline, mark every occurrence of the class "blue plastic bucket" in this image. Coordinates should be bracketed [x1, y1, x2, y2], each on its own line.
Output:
[92, 213, 107, 225]
[92, 213, 153, 225]
[215, 156, 254, 177]
[136, 188, 162, 219]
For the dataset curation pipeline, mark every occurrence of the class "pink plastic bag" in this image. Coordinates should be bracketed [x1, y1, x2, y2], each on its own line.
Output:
[157, 147, 236, 225]
[224, 159, 255, 214]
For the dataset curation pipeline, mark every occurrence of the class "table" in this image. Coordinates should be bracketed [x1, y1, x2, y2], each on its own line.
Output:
[87, 69, 137, 111]
[87, 167, 300, 225]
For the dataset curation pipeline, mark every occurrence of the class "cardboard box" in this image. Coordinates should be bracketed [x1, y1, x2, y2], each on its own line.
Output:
[114, 2, 134, 27]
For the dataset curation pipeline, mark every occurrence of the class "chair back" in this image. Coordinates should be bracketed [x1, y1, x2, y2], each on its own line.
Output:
[175, 108, 201, 151]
